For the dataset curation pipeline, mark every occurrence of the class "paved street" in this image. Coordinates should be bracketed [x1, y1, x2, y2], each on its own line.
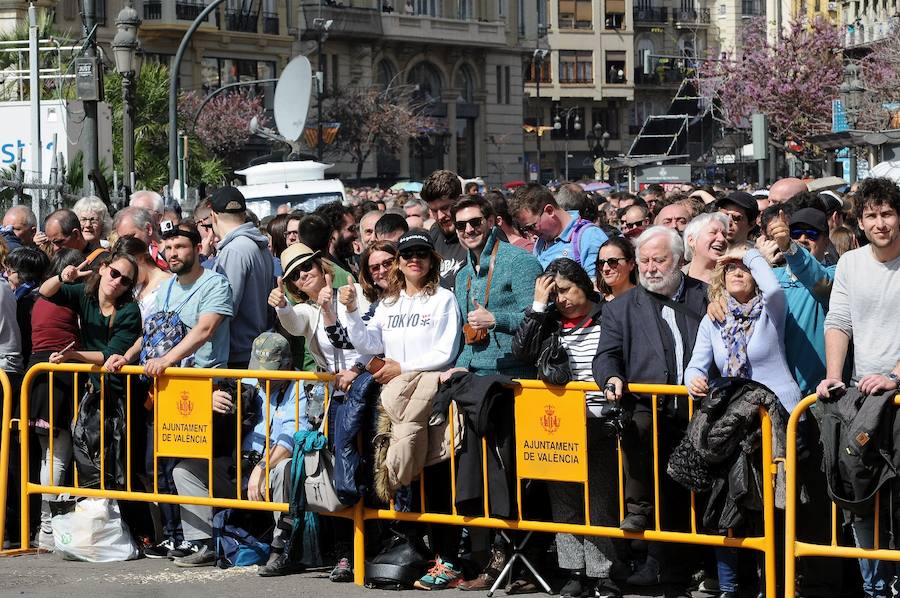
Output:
[0, 553, 673, 598]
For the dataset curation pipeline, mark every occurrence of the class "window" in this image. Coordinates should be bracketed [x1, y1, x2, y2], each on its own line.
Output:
[605, 0, 625, 28]
[538, 0, 548, 30]
[591, 105, 620, 139]
[525, 58, 552, 83]
[416, 0, 440, 16]
[497, 65, 503, 104]
[605, 51, 627, 84]
[559, 0, 592, 29]
[498, 0, 505, 17]
[459, 0, 474, 19]
[331, 53, 340, 94]
[202, 57, 277, 111]
[504, 66, 511, 104]
[518, 0, 526, 35]
[559, 51, 593, 84]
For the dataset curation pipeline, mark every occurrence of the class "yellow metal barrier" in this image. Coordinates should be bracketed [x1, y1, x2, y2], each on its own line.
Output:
[784, 393, 900, 598]
[0, 363, 777, 597]
[0, 370, 13, 554]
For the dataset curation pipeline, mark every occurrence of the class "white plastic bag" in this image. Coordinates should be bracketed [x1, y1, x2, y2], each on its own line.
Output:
[50, 496, 139, 562]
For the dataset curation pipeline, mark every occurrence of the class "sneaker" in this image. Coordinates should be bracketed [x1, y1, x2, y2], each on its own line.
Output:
[36, 530, 55, 552]
[595, 578, 623, 598]
[173, 544, 215, 567]
[329, 557, 353, 583]
[413, 557, 463, 590]
[144, 538, 176, 559]
[259, 550, 305, 577]
[167, 540, 199, 559]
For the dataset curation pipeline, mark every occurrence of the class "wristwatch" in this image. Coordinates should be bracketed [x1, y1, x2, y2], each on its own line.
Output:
[785, 241, 799, 256]
[888, 372, 899, 388]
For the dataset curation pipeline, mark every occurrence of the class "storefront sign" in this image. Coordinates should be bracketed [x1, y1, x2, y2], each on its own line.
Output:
[514, 386, 588, 483]
[636, 164, 691, 183]
[156, 377, 214, 459]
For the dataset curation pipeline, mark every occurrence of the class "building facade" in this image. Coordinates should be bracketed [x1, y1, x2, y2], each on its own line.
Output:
[524, 0, 635, 181]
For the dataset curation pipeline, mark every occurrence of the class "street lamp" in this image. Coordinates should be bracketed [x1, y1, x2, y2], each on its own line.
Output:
[532, 48, 549, 182]
[586, 123, 611, 181]
[554, 107, 581, 181]
[313, 17, 333, 162]
[113, 0, 142, 195]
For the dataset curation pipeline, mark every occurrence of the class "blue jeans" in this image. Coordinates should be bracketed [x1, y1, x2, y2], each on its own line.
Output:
[851, 513, 897, 598]
[146, 419, 184, 542]
[715, 547, 739, 593]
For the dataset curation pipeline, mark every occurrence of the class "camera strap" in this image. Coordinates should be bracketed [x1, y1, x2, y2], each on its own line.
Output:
[466, 240, 499, 310]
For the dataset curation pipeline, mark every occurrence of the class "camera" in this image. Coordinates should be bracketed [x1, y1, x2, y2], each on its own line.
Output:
[160, 219, 174, 234]
[597, 402, 631, 438]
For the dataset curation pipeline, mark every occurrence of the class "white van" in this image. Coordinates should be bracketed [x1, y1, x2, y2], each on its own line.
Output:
[235, 161, 346, 218]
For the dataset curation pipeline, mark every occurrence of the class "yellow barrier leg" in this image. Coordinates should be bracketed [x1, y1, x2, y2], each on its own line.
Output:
[760, 408, 777, 598]
[353, 500, 366, 585]
[0, 372, 11, 551]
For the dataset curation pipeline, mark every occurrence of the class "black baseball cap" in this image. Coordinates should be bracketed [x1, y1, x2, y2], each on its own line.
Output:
[210, 186, 247, 214]
[790, 208, 828, 234]
[717, 191, 759, 220]
[397, 229, 434, 253]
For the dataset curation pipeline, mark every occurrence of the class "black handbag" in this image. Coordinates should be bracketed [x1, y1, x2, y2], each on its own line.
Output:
[536, 332, 572, 386]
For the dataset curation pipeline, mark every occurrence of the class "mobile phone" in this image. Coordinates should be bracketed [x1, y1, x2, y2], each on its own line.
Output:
[826, 382, 847, 398]
[366, 356, 386, 374]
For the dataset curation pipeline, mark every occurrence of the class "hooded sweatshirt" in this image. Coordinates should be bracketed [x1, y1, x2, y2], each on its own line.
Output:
[214, 222, 275, 364]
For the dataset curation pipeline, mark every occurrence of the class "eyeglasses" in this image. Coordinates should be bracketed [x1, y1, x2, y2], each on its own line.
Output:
[597, 257, 628, 269]
[621, 220, 645, 231]
[368, 257, 396, 273]
[790, 228, 821, 241]
[48, 233, 73, 248]
[287, 260, 315, 282]
[723, 262, 747, 275]
[107, 266, 134, 287]
[520, 212, 543, 234]
[454, 216, 485, 232]
[79, 216, 101, 225]
[399, 248, 431, 261]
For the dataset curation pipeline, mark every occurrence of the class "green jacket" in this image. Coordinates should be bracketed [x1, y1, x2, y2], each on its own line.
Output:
[454, 228, 544, 377]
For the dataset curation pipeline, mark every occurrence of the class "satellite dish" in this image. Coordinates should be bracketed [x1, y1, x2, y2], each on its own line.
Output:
[274, 55, 313, 143]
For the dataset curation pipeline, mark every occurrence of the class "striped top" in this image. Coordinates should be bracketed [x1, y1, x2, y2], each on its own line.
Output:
[559, 316, 605, 417]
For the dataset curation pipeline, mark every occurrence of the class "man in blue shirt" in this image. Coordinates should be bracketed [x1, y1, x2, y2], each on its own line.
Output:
[508, 183, 608, 277]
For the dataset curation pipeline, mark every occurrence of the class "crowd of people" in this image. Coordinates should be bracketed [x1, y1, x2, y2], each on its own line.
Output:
[0, 170, 897, 598]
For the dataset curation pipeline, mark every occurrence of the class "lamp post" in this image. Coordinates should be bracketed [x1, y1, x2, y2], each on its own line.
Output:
[113, 0, 142, 196]
[586, 123, 611, 181]
[532, 48, 549, 182]
[554, 107, 581, 181]
[313, 17, 333, 162]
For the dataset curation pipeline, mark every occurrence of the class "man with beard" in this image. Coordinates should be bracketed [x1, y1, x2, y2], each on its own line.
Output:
[134, 222, 234, 375]
[421, 170, 469, 291]
[315, 201, 360, 276]
[593, 226, 708, 598]
[818, 177, 900, 598]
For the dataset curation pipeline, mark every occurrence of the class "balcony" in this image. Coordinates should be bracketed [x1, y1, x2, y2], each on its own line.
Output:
[263, 12, 280, 33]
[225, 8, 260, 32]
[634, 60, 690, 86]
[143, 0, 162, 20]
[300, 4, 384, 39]
[379, 13, 505, 46]
[633, 6, 668, 24]
[175, 0, 205, 21]
[675, 7, 710, 26]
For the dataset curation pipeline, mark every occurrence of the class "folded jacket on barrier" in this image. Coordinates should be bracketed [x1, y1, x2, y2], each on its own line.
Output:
[433, 372, 518, 519]
[373, 371, 464, 502]
[329, 371, 379, 506]
[667, 377, 792, 531]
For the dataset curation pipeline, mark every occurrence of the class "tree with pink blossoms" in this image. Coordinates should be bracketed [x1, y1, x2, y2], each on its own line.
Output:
[856, 34, 900, 130]
[699, 17, 843, 151]
[178, 89, 270, 158]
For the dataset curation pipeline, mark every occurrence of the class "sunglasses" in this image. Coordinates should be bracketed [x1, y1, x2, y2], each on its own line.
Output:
[723, 262, 747, 275]
[597, 257, 628, 269]
[454, 217, 485, 232]
[287, 260, 315, 282]
[399, 248, 431, 261]
[621, 220, 644, 231]
[199, 222, 213, 231]
[790, 228, 821, 241]
[368, 257, 396, 273]
[107, 266, 134, 287]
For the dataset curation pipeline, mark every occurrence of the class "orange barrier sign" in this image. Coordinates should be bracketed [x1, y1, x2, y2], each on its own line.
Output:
[156, 377, 214, 459]
[514, 385, 588, 483]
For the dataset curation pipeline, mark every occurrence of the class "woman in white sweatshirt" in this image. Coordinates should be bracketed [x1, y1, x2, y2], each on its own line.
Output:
[338, 229, 462, 384]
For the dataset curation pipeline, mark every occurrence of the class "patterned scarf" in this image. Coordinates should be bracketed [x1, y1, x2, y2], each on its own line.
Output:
[719, 293, 764, 378]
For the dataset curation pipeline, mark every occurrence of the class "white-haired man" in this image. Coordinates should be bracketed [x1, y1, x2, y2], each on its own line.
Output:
[130, 190, 165, 229]
[593, 226, 709, 598]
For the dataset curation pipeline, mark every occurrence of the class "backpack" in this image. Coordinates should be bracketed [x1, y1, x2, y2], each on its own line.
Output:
[212, 509, 271, 568]
[813, 388, 898, 515]
[139, 276, 210, 366]
[534, 217, 597, 270]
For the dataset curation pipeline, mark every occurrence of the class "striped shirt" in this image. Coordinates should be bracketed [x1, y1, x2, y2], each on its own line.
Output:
[559, 316, 606, 417]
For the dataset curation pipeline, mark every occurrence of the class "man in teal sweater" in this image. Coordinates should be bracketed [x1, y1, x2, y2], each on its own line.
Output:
[452, 196, 543, 378]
